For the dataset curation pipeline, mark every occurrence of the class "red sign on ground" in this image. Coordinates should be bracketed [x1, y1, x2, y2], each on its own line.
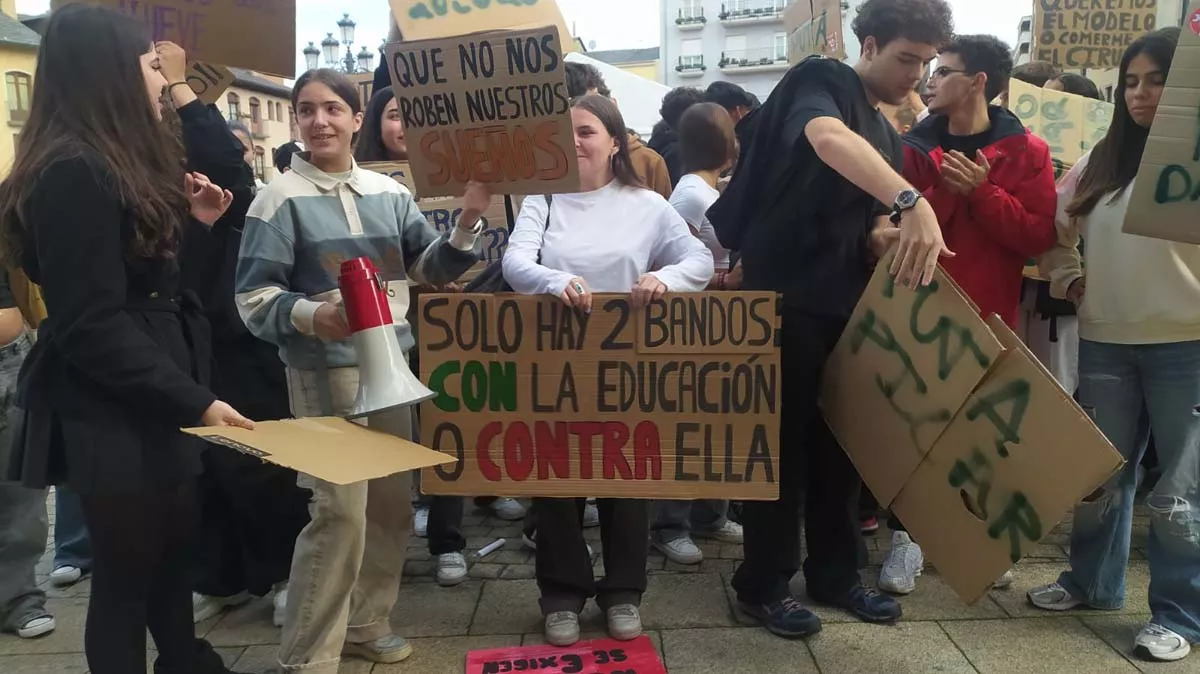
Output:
[466, 635, 666, 674]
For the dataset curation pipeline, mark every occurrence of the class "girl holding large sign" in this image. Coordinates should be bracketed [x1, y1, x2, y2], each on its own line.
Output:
[502, 94, 713, 646]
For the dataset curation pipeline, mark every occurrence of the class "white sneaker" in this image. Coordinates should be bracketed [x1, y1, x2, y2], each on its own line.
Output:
[653, 535, 703, 565]
[272, 585, 288, 628]
[489, 498, 527, 521]
[1026, 582, 1084, 611]
[16, 615, 55, 639]
[436, 552, 468, 586]
[545, 611, 580, 646]
[696, 520, 743, 544]
[343, 634, 413, 663]
[879, 531, 924, 595]
[606, 604, 643, 641]
[992, 570, 1015, 589]
[1136, 623, 1192, 661]
[583, 501, 600, 528]
[413, 506, 429, 538]
[49, 565, 83, 588]
[191, 591, 251, 624]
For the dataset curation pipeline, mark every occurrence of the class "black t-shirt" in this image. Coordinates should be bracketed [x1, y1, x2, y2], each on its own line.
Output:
[939, 127, 991, 160]
[728, 58, 901, 319]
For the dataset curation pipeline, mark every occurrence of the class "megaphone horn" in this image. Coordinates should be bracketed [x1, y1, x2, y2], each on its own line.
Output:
[338, 257, 435, 420]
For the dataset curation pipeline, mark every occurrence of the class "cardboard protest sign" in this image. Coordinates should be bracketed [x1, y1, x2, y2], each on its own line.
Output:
[467, 636, 666, 674]
[186, 61, 235, 106]
[385, 26, 580, 199]
[1034, 0, 1157, 69]
[390, 0, 576, 54]
[821, 258, 1123, 603]
[892, 316, 1122, 603]
[1123, 2, 1200, 244]
[417, 292, 781, 499]
[185, 417, 456, 485]
[1008, 79, 1114, 179]
[362, 161, 514, 282]
[783, 0, 846, 62]
[56, 0, 297, 77]
[348, 72, 376, 113]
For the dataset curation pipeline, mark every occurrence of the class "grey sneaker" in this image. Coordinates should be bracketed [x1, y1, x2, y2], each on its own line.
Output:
[992, 570, 1015, 590]
[583, 501, 600, 528]
[16, 614, 55, 639]
[606, 604, 643, 641]
[1027, 582, 1083, 611]
[1135, 623, 1192, 662]
[545, 611, 580, 646]
[436, 552, 468, 587]
[695, 519, 743, 544]
[490, 497, 527, 521]
[879, 531, 923, 595]
[343, 634, 413, 663]
[653, 535, 703, 565]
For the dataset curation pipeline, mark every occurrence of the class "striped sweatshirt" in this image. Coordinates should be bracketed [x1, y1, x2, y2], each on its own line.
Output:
[235, 153, 480, 369]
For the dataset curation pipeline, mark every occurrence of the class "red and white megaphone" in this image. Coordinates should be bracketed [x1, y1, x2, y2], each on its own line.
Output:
[339, 257, 435, 420]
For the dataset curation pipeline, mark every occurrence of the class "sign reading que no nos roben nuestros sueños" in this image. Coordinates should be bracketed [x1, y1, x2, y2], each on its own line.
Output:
[385, 26, 581, 199]
[417, 293, 782, 501]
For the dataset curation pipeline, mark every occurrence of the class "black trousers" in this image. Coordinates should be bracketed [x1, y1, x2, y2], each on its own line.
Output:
[414, 494, 467, 555]
[534, 497, 648, 615]
[732, 310, 863, 604]
[82, 482, 229, 674]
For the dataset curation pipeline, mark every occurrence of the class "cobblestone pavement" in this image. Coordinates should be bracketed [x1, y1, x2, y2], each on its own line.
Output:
[1, 498, 1190, 673]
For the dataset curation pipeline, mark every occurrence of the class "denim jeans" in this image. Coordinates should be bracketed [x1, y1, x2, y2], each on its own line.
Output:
[651, 500, 728, 542]
[277, 366, 413, 674]
[53, 487, 92, 570]
[1059, 339, 1200, 642]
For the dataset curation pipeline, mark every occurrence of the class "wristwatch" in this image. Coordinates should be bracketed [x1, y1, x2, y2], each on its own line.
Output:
[889, 188, 923, 225]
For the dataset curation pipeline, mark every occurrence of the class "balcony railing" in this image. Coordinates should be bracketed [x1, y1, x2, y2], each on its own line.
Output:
[676, 7, 706, 26]
[719, 47, 788, 71]
[676, 56, 706, 74]
[719, 0, 788, 22]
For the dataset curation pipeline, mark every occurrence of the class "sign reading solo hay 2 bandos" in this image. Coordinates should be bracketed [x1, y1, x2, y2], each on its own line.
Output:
[820, 254, 1122, 604]
[1124, 1, 1200, 244]
[385, 26, 581, 200]
[55, 0, 297, 78]
[417, 292, 781, 500]
[1034, 0, 1157, 69]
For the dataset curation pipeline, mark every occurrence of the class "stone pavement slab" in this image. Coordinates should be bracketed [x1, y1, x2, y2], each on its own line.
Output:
[232, 645, 372, 674]
[859, 568, 1009, 622]
[0, 653, 89, 673]
[988, 561, 1152, 618]
[1081, 614, 1200, 673]
[661, 627, 819, 673]
[374, 636, 519, 673]
[941, 617, 1140, 673]
[391, 581, 483, 638]
[807, 621, 976, 674]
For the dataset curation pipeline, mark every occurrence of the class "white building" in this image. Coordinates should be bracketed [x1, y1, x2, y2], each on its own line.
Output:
[659, 0, 864, 101]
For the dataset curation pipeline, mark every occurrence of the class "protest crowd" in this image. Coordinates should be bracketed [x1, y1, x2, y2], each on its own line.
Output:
[0, 0, 1196, 672]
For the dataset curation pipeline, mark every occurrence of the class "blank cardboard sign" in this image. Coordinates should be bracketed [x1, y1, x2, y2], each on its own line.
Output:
[417, 292, 781, 500]
[185, 417, 456, 485]
[819, 254, 1003, 506]
[56, 0, 297, 77]
[892, 316, 1122, 604]
[385, 26, 580, 199]
[1124, 2, 1200, 244]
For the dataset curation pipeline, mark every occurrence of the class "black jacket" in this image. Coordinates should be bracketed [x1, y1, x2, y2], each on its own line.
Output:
[647, 121, 685, 188]
[15, 152, 216, 492]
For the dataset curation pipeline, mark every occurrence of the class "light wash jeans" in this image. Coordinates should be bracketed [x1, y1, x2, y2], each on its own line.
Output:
[1059, 339, 1200, 642]
[651, 500, 728, 542]
[276, 366, 413, 674]
[52, 487, 92, 570]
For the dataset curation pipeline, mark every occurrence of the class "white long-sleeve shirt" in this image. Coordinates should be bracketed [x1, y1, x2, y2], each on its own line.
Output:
[669, 174, 730, 271]
[1039, 151, 1200, 345]
[502, 181, 714, 296]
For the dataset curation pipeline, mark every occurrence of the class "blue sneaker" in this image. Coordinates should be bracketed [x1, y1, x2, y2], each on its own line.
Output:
[812, 585, 902, 623]
[737, 595, 822, 638]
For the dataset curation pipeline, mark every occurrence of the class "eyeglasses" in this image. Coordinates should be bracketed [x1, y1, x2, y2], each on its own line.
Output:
[930, 66, 970, 79]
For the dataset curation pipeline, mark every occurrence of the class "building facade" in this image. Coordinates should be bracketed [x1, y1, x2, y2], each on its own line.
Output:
[0, 0, 38, 174]
[224, 69, 296, 183]
[587, 47, 660, 82]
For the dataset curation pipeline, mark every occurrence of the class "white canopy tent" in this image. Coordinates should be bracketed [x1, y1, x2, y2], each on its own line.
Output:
[564, 52, 670, 137]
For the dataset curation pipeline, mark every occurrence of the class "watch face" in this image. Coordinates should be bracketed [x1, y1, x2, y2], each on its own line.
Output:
[896, 190, 919, 209]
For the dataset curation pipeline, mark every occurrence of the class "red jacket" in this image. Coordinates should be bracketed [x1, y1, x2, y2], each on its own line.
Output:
[902, 107, 1057, 327]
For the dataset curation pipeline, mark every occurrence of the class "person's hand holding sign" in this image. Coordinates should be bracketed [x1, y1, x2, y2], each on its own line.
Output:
[890, 197, 953, 289]
[630, 274, 667, 310]
[155, 41, 197, 108]
[560, 277, 593, 314]
[459, 181, 491, 234]
[186, 172, 233, 226]
[941, 150, 991, 195]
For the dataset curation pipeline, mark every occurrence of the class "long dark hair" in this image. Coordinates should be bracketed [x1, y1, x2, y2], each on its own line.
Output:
[1067, 27, 1180, 218]
[570, 94, 643, 189]
[355, 86, 399, 163]
[0, 5, 188, 263]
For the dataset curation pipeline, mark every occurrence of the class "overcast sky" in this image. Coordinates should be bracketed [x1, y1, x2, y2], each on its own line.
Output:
[16, 0, 1034, 76]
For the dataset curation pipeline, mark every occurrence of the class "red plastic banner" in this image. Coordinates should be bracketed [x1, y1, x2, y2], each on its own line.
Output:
[465, 635, 666, 674]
